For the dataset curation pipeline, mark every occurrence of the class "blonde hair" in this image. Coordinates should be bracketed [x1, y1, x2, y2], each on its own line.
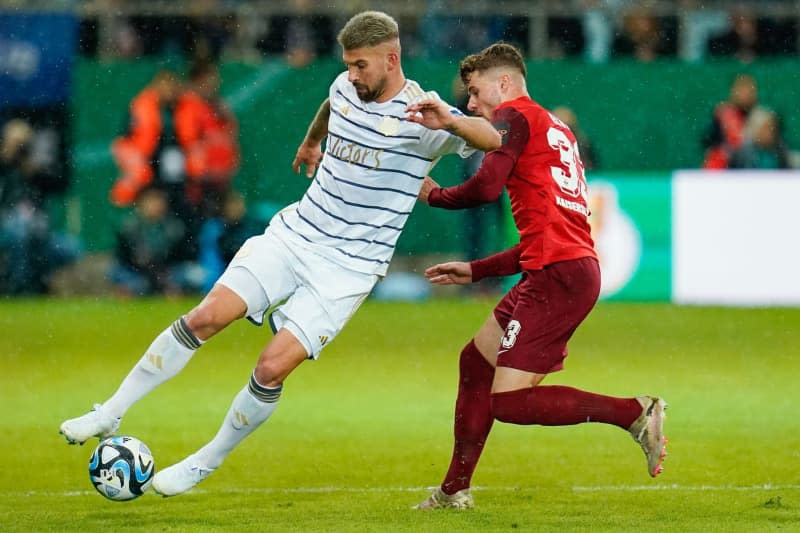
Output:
[337, 11, 399, 50]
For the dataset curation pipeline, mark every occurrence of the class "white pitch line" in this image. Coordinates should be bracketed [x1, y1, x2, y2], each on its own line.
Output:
[10, 484, 800, 498]
[572, 483, 800, 492]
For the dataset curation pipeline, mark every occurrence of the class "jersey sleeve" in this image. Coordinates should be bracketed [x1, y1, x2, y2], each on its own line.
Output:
[428, 106, 530, 209]
[490, 106, 530, 163]
[470, 244, 522, 281]
[421, 105, 477, 159]
[428, 150, 514, 209]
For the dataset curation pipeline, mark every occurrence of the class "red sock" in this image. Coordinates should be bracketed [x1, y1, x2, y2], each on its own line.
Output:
[491, 385, 642, 429]
[440, 340, 495, 495]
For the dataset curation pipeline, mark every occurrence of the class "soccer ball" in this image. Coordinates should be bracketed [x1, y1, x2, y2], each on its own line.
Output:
[88, 436, 155, 501]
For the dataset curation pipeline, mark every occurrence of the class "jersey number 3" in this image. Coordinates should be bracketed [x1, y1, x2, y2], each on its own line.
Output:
[546, 126, 587, 201]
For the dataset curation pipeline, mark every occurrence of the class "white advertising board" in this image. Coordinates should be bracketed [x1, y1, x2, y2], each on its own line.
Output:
[673, 170, 800, 306]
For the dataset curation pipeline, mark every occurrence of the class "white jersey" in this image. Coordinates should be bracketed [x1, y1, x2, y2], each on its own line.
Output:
[273, 72, 475, 276]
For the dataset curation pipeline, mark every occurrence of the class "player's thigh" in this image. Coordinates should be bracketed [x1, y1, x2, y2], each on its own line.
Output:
[493, 367, 548, 393]
[271, 258, 376, 359]
[473, 312, 504, 367]
[216, 231, 299, 325]
[496, 258, 600, 377]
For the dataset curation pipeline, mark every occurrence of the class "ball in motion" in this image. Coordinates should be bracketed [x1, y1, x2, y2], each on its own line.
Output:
[88, 436, 155, 501]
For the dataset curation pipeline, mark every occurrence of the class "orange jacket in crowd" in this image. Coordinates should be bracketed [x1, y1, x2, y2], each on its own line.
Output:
[175, 90, 240, 205]
[702, 102, 748, 170]
[110, 87, 167, 206]
[110, 88, 240, 207]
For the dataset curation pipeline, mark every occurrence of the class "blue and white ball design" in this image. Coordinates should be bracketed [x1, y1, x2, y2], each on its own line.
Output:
[88, 436, 155, 501]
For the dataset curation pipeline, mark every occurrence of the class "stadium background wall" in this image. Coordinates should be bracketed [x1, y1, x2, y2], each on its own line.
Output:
[71, 58, 799, 259]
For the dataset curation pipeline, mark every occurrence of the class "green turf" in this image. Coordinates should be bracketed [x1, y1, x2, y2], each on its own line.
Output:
[1, 298, 799, 532]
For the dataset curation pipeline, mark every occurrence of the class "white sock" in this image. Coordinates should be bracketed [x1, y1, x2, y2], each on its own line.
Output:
[102, 317, 202, 419]
[194, 374, 282, 469]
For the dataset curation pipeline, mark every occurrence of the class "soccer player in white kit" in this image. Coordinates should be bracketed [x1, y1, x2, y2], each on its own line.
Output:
[59, 11, 501, 496]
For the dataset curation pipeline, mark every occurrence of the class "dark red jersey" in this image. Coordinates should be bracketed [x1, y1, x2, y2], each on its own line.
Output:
[430, 96, 596, 273]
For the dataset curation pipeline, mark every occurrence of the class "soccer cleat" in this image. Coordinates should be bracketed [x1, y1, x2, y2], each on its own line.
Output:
[629, 396, 669, 477]
[152, 455, 215, 497]
[413, 487, 474, 510]
[59, 404, 120, 445]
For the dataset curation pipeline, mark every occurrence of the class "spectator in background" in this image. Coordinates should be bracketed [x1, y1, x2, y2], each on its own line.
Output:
[257, 0, 335, 67]
[581, 0, 636, 63]
[701, 74, 766, 169]
[729, 109, 792, 170]
[110, 186, 202, 297]
[612, 6, 674, 62]
[551, 106, 599, 171]
[707, 8, 762, 63]
[175, 61, 240, 221]
[110, 70, 185, 210]
[0, 118, 80, 294]
[197, 189, 261, 293]
[420, 0, 523, 58]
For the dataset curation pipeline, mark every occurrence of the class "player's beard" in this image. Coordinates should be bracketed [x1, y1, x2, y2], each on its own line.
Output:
[354, 77, 386, 103]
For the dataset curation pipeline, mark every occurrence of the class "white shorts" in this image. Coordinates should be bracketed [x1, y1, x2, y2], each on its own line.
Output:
[216, 227, 377, 359]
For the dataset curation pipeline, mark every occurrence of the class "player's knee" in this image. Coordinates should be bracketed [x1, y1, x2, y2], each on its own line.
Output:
[490, 390, 522, 424]
[184, 306, 227, 339]
[458, 340, 495, 384]
[253, 356, 288, 387]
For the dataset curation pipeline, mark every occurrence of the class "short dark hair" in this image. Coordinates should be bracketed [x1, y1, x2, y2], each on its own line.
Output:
[460, 43, 526, 85]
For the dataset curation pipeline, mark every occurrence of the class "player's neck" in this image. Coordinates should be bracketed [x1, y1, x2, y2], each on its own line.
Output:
[374, 70, 407, 104]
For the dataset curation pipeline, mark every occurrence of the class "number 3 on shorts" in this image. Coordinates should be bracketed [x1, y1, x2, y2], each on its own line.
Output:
[501, 320, 522, 349]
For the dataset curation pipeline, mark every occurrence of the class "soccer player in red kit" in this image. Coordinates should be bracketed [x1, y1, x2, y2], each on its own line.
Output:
[406, 43, 668, 510]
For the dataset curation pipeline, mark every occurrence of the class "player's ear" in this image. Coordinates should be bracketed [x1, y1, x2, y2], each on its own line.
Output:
[386, 50, 399, 70]
[499, 74, 510, 92]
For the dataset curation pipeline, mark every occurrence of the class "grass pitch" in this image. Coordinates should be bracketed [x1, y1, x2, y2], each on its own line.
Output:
[1, 297, 798, 532]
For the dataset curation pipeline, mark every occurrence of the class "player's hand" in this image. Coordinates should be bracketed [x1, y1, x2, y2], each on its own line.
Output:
[418, 176, 439, 204]
[405, 91, 455, 131]
[292, 141, 323, 178]
[425, 261, 473, 285]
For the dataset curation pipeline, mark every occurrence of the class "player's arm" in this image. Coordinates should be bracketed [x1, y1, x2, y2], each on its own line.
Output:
[420, 150, 513, 207]
[292, 98, 330, 178]
[425, 244, 521, 285]
[420, 107, 529, 209]
[470, 244, 522, 281]
[406, 95, 500, 151]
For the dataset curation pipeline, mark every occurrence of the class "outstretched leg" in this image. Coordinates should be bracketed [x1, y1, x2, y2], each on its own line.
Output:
[59, 285, 246, 445]
[491, 366, 668, 477]
[152, 327, 308, 496]
[415, 314, 501, 510]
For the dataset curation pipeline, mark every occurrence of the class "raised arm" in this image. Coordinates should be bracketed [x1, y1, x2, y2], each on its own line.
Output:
[405, 95, 500, 152]
[418, 106, 529, 209]
[292, 98, 331, 178]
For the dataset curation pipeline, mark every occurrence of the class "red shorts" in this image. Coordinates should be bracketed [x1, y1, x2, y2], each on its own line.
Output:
[493, 257, 600, 374]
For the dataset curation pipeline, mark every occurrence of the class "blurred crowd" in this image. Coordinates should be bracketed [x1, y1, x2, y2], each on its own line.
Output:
[1, 0, 799, 297]
[701, 74, 796, 170]
[0, 59, 264, 297]
[75, 1, 800, 65]
[106, 61, 263, 297]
